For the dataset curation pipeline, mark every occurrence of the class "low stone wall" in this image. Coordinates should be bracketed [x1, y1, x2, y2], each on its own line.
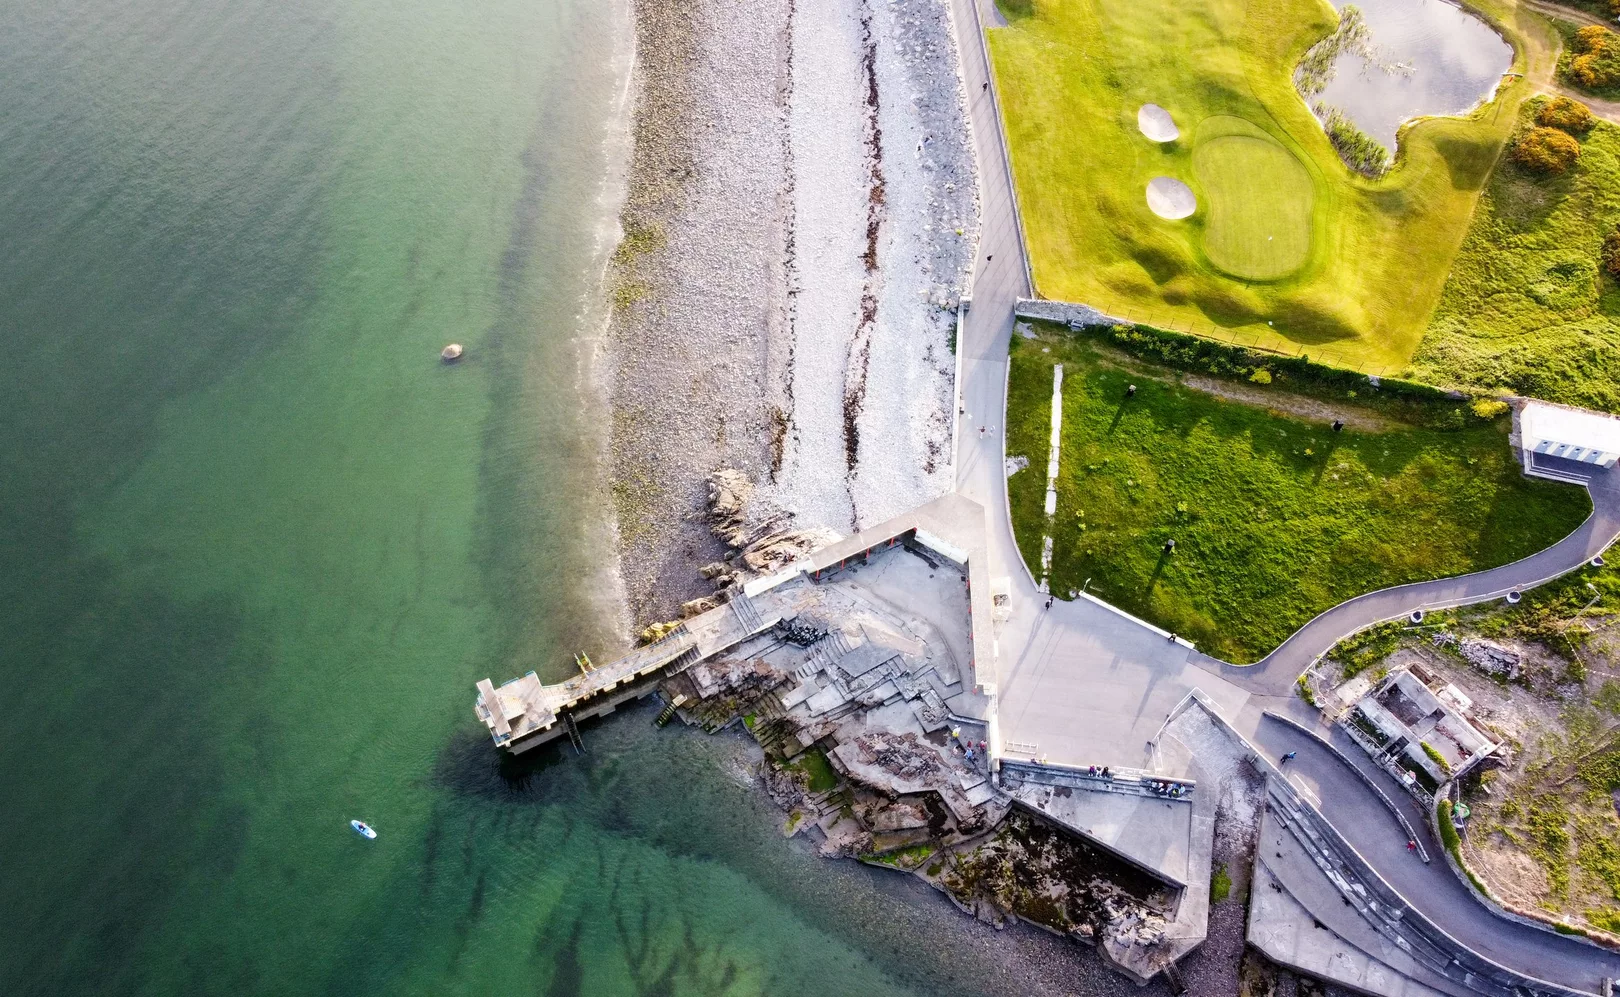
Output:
[1014, 297, 1123, 328]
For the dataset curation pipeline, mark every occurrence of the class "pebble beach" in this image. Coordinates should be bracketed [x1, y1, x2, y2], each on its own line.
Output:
[605, 0, 980, 623]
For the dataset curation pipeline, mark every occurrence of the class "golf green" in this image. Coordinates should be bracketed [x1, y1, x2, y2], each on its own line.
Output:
[987, 0, 1544, 370]
[1192, 116, 1315, 280]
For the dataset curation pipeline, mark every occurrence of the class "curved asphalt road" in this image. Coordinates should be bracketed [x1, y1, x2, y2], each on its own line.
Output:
[1203, 463, 1620, 695]
[1251, 710, 1620, 991]
[946, 0, 1620, 989]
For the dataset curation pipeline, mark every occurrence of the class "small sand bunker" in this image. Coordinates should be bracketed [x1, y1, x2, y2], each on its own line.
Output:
[1146, 177, 1196, 220]
[1138, 104, 1179, 142]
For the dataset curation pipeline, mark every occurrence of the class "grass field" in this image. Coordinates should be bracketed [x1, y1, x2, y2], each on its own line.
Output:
[1411, 100, 1620, 411]
[1005, 326, 1592, 662]
[988, 0, 1558, 372]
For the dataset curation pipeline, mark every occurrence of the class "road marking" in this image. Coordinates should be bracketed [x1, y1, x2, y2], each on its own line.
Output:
[1288, 775, 1321, 807]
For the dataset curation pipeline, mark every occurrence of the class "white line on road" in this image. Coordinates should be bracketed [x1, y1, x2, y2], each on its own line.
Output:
[1288, 775, 1321, 807]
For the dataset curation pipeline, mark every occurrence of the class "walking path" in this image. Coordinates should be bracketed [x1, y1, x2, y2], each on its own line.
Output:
[946, 0, 1620, 988]
[1523, 0, 1611, 32]
[1248, 704, 1620, 990]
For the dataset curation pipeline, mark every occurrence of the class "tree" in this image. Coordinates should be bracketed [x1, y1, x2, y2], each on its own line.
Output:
[1538, 96, 1595, 136]
[1512, 126, 1582, 175]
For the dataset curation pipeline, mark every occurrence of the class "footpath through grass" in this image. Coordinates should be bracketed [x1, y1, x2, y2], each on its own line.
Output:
[1006, 326, 1592, 663]
[1412, 99, 1620, 412]
[987, 0, 1555, 373]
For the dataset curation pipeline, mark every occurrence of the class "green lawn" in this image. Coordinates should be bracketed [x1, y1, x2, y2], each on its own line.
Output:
[987, 0, 1556, 372]
[1005, 327, 1592, 662]
[1410, 99, 1620, 412]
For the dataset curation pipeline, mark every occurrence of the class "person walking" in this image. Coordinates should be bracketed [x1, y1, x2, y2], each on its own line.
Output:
[1280, 751, 1297, 764]
[1406, 839, 1417, 853]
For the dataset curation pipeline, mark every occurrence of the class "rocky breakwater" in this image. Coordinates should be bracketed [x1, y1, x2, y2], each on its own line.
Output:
[604, 0, 979, 629]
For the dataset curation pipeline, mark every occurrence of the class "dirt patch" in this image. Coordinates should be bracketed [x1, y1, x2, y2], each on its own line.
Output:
[1180, 374, 1402, 432]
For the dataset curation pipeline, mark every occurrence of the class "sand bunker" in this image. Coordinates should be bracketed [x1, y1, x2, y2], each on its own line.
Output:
[1138, 104, 1179, 142]
[1146, 177, 1196, 220]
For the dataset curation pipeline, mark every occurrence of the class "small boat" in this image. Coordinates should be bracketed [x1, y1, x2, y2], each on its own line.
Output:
[441, 343, 464, 362]
[350, 819, 377, 840]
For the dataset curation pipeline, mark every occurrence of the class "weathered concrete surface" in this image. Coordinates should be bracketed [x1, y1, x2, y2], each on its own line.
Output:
[992, 601, 1251, 773]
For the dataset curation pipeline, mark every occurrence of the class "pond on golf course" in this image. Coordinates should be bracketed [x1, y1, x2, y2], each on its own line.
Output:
[1314, 0, 1513, 151]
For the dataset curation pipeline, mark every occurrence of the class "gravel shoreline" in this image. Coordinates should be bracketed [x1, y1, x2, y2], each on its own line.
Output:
[604, 0, 978, 625]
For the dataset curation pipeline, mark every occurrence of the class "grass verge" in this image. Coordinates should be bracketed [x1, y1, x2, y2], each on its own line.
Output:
[1438, 799, 1493, 895]
[1210, 863, 1232, 903]
[1005, 325, 1591, 662]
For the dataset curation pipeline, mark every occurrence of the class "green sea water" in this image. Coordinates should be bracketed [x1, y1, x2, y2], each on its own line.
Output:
[0, 1, 1130, 994]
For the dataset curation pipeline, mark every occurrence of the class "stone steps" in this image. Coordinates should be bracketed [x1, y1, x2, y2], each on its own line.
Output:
[730, 592, 765, 634]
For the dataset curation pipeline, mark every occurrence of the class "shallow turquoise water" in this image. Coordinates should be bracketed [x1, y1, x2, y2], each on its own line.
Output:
[0, 1, 1132, 994]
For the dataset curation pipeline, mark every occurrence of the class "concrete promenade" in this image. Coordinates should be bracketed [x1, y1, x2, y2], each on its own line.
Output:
[947, 0, 1620, 989]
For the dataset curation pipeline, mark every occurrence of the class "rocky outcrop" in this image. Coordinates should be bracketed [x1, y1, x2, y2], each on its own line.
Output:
[700, 468, 840, 592]
[688, 656, 788, 700]
[706, 469, 756, 548]
[740, 527, 843, 574]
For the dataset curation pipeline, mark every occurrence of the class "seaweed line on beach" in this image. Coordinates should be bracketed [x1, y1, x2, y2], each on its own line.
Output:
[843, 3, 886, 494]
